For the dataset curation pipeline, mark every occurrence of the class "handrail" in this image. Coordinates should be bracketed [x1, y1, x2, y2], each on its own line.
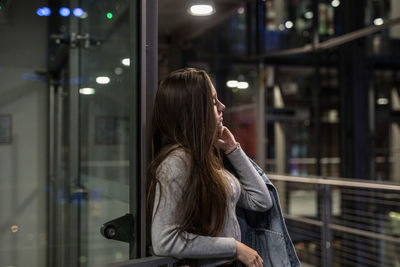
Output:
[268, 174, 400, 191]
[108, 256, 178, 267]
[284, 214, 400, 244]
[242, 16, 400, 60]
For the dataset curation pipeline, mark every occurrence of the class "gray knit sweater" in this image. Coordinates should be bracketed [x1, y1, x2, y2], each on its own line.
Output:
[151, 147, 272, 266]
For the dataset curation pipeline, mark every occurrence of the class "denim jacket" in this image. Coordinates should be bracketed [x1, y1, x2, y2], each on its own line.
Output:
[224, 156, 300, 267]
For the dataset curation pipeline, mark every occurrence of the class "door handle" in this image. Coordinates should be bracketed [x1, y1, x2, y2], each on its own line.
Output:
[100, 213, 135, 243]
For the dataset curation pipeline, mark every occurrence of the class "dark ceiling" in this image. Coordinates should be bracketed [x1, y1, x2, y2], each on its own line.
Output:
[158, 0, 247, 42]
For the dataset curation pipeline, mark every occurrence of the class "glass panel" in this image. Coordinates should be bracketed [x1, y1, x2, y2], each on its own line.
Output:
[265, 0, 313, 51]
[266, 66, 340, 177]
[0, 0, 138, 266]
[77, 0, 134, 265]
[264, 0, 339, 51]
[0, 1, 48, 266]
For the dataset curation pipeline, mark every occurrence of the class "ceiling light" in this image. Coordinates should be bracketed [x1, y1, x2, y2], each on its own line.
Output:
[373, 18, 384, 26]
[36, 7, 51, 16]
[122, 58, 130, 66]
[79, 88, 96, 95]
[377, 97, 388, 105]
[285, 21, 294, 29]
[226, 80, 238, 88]
[73, 8, 84, 17]
[96, 76, 110, 84]
[59, 7, 70, 17]
[237, 82, 249, 89]
[331, 0, 340, 8]
[189, 4, 215, 16]
[305, 11, 313, 19]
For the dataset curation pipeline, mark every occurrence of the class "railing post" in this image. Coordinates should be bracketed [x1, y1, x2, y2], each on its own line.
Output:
[322, 184, 333, 267]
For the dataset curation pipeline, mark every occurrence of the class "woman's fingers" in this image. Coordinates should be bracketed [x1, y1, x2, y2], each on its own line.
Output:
[251, 255, 262, 267]
[256, 255, 263, 267]
[217, 126, 237, 151]
[235, 241, 263, 267]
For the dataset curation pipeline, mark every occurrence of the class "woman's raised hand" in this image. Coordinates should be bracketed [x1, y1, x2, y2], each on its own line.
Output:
[235, 241, 263, 267]
[217, 126, 237, 152]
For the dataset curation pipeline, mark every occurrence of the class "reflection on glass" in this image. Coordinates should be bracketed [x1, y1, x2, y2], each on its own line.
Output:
[78, 0, 132, 265]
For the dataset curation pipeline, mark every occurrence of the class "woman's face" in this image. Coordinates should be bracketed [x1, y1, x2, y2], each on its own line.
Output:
[211, 85, 226, 131]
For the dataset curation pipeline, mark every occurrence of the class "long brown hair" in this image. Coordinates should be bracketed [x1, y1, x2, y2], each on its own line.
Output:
[147, 68, 229, 238]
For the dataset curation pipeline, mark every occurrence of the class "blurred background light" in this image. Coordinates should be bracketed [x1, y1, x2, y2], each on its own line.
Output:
[79, 88, 95, 95]
[373, 18, 384, 26]
[237, 82, 249, 89]
[285, 20, 294, 29]
[377, 97, 389, 105]
[59, 7, 70, 17]
[114, 67, 123, 75]
[122, 58, 130, 66]
[81, 12, 88, 19]
[305, 11, 313, 20]
[36, 7, 51, 17]
[189, 4, 214, 16]
[226, 80, 238, 88]
[73, 8, 84, 17]
[96, 76, 110, 84]
[331, 0, 340, 8]
[11, 225, 19, 233]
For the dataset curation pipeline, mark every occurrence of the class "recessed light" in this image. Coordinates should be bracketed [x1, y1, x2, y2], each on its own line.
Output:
[189, 4, 214, 16]
[122, 58, 130, 66]
[285, 21, 294, 29]
[237, 82, 249, 89]
[79, 88, 96, 95]
[96, 76, 110, 84]
[226, 80, 238, 88]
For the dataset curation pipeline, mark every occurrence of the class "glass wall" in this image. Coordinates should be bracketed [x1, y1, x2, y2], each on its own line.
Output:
[0, 1, 48, 265]
[0, 0, 139, 266]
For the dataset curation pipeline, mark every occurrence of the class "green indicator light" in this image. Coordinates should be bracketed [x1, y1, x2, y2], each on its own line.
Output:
[106, 12, 113, 19]
[0, 5, 2, 11]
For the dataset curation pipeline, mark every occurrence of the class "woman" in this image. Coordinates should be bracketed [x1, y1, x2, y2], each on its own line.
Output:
[147, 68, 272, 267]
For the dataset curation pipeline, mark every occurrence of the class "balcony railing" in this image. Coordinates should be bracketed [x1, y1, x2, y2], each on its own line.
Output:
[110, 174, 400, 267]
[269, 173, 400, 267]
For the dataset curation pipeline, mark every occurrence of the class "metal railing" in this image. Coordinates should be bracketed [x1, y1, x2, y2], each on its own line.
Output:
[110, 174, 400, 267]
[268, 173, 400, 267]
[108, 256, 178, 267]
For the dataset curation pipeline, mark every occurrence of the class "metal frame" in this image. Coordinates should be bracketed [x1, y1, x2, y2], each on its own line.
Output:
[269, 174, 400, 190]
[68, 1, 81, 264]
[137, 0, 158, 259]
[108, 256, 178, 267]
[129, 0, 140, 259]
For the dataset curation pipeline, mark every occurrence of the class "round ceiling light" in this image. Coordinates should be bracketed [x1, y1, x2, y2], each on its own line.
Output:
[96, 76, 110, 84]
[189, 4, 215, 16]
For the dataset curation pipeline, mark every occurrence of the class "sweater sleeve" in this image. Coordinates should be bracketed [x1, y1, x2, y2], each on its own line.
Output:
[226, 147, 273, 211]
[151, 151, 237, 260]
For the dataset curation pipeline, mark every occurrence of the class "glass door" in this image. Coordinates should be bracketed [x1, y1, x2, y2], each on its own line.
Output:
[48, 0, 139, 266]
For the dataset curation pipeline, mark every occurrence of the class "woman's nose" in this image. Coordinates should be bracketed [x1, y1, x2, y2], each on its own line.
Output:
[218, 101, 225, 112]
